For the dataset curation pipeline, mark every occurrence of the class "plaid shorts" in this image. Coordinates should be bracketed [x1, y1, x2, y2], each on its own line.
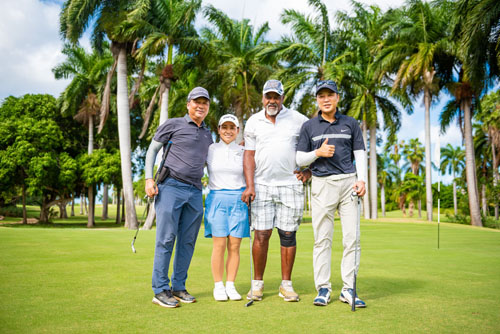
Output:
[251, 183, 304, 232]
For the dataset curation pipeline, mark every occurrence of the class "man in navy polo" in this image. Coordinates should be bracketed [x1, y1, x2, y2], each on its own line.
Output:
[296, 80, 367, 308]
[145, 87, 213, 308]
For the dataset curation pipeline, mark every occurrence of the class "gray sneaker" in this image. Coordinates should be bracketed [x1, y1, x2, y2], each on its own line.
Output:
[173, 290, 196, 303]
[152, 290, 179, 308]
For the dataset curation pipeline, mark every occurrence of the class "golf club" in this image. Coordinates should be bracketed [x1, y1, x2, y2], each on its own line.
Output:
[131, 196, 151, 253]
[245, 201, 254, 307]
[351, 190, 361, 312]
[131, 140, 173, 253]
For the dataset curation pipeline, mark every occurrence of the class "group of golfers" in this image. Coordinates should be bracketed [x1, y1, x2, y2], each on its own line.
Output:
[144, 79, 367, 309]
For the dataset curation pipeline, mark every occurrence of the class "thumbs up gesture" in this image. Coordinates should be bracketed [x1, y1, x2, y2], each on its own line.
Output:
[315, 138, 335, 158]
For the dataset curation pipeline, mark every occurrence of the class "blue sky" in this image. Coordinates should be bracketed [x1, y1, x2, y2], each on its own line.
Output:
[1, 0, 464, 184]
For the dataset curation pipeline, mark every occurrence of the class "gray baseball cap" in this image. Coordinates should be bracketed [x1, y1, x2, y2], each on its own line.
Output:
[263, 79, 284, 96]
[187, 87, 210, 101]
[315, 80, 339, 95]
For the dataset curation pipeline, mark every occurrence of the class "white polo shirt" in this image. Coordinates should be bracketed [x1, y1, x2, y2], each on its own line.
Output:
[244, 106, 309, 186]
[207, 141, 246, 190]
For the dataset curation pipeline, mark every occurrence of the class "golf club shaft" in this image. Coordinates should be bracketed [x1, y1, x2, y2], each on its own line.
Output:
[245, 201, 254, 307]
[352, 196, 361, 311]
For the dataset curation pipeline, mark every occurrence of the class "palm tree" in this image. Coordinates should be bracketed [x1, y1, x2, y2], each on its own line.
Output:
[60, 0, 140, 228]
[478, 91, 500, 219]
[53, 44, 113, 227]
[374, 0, 455, 221]
[377, 153, 397, 217]
[473, 123, 492, 216]
[440, 144, 465, 216]
[338, 1, 412, 219]
[200, 5, 274, 139]
[258, 0, 344, 104]
[129, 0, 201, 128]
[401, 172, 425, 218]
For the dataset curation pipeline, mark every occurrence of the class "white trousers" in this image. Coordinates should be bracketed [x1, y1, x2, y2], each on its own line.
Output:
[311, 174, 360, 291]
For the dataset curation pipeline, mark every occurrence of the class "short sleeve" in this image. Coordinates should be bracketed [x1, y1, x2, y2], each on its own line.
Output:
[351, 119, 365, 151]
[244, 117, 256, 150]
[153, 119, 174, 143]
[296, 121, 312, 152]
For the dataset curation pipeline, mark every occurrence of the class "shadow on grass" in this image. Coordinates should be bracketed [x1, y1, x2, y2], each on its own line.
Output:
[363, 276, 426, 300]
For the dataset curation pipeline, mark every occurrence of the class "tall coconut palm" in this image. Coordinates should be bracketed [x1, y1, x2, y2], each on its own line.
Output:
[53, 44, 113, 227]
[60, 0, 140, 228]
[473, 123, 492, 216]
[128, 0, 201, 128]
[258, 0, 346, 104]
[374, 0, 455, 221]
[201, 5, 274, 139]
[338, 2, 412, 219]
[440, 144, 465, 216]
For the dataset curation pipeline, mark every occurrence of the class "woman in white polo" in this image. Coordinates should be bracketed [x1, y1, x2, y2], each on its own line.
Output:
[204, 114, 249, 301]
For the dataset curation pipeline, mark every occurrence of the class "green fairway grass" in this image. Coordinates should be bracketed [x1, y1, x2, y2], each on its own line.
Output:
[1, 215, 499, 333]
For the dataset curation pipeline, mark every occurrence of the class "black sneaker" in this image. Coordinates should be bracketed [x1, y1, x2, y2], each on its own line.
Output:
[173, 290, 196, 303]
[152, 290, 179, 308]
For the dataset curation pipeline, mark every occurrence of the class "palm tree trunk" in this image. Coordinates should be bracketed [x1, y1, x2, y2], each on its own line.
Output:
[116, 46, 138, 229]
[121, 189, 126, 223]
[381, 183, 386, 217]
[88, 115, 94, 228]
[409, 200, 414, 217]
[115, 188, 121, 224]
[71, 192, 75, 217]
[102, 184, 108, 220]
[22, 183, 27, 224]
[424, 88, 433, 221]
[453, 179, 458, 216]
[492, 142, 499, 220]
[481, 183, 487, 216]
[83, 193, 87, 215]
[159, 81, 170, 126]
[369, 124, 377, 219]
[362, 119, 370, 219]
[463, 99, 482, 226]
[143, 204, 156, 230]
[79, 191, 84, 215]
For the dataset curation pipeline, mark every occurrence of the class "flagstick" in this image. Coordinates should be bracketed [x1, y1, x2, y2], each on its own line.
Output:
[438, 169, 440, 249]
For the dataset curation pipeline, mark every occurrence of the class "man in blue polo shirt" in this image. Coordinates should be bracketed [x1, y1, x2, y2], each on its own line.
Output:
[145, 87, 213, 308]
[296, 80, 367, 308]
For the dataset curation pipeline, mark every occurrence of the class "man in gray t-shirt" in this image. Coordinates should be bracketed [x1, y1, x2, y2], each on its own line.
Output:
[144, 87, 213, 308]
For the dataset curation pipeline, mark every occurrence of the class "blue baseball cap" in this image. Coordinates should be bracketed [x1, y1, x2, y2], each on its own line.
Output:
[315, 80, 339, 95]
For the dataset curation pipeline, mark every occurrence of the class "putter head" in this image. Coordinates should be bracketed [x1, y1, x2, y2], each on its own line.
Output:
[245, 300, 254, 307]
[131, 240, 136, 253]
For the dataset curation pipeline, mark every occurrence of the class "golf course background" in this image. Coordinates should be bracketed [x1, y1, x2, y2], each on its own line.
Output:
[1, 206, 499, 333]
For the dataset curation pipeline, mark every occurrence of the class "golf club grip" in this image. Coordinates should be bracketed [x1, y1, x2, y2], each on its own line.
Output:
[154, 141, 173, 183]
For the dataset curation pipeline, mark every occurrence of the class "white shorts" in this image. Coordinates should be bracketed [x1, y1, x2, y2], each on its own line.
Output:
[251, 184, 304, 232]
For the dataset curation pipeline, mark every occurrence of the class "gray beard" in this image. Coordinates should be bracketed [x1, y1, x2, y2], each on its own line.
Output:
[265, 104, 279, 116]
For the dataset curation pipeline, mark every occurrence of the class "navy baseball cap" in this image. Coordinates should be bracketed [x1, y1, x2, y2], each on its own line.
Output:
[187, 87, 210, 101]
[263, 79, 284, 96]
[315, 80, 339, 95]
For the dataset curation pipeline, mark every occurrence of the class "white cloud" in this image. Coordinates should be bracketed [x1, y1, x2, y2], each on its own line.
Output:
[0, 0, 70, 99]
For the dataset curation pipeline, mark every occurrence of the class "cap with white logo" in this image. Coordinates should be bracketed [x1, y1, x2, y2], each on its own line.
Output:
[218, 114, 239, 128]
[263, 79, 284, 96]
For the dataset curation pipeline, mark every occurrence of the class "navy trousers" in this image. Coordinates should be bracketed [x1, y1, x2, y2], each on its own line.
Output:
[152, 177, 203, 294]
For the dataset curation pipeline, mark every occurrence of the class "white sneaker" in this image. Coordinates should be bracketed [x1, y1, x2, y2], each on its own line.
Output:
[226, 284, 242, 300]
[213, 285, 228, 301]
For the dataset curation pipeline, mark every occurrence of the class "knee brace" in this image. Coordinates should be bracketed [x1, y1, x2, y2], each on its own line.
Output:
[277, 229, 296, 247]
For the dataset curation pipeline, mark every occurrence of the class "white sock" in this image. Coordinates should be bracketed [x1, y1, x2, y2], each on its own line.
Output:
[214, 281, 224, 289]
[282, 280, 292, 286]
[226, 281, 235, 288]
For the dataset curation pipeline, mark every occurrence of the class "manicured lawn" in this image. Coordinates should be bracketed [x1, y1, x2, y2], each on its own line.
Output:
[1, 213, 499, 333]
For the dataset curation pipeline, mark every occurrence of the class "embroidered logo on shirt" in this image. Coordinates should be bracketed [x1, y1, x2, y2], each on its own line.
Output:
[341, 129, 349, 132]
